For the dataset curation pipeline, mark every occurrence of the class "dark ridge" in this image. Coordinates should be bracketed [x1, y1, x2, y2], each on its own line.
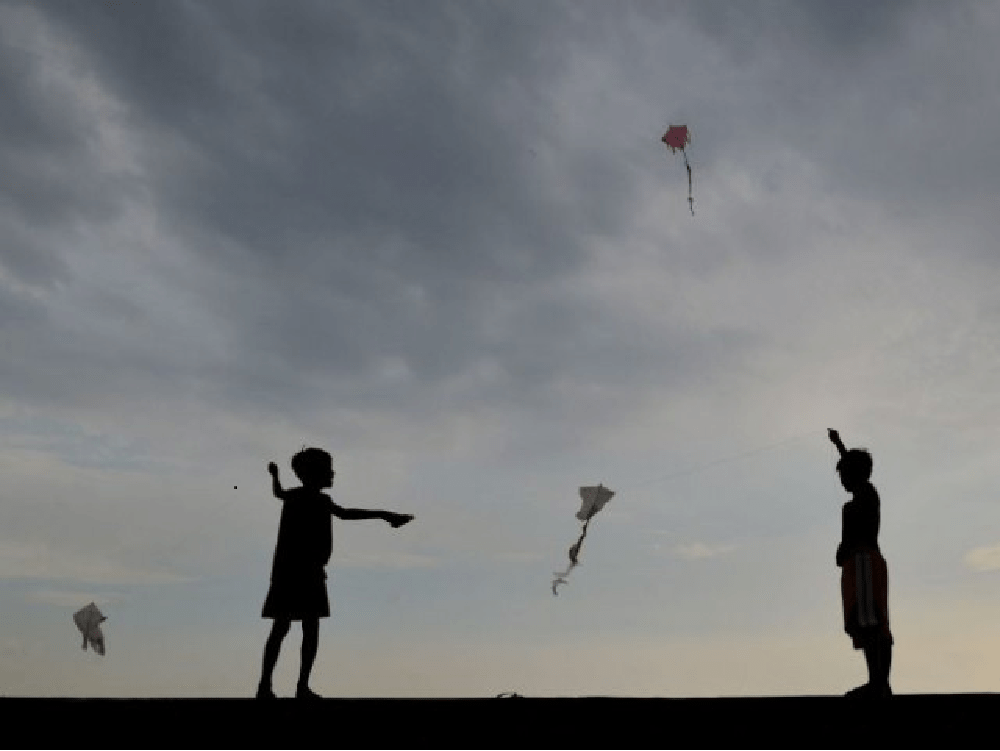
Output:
[3, 695, 997, 747]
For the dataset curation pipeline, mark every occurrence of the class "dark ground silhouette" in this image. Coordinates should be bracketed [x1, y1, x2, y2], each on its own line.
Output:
[7, 695, 997, 747]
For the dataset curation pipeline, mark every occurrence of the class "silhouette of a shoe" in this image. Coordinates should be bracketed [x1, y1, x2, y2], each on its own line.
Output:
[296, 685, 322, 700]
[845, 683, 892, 699]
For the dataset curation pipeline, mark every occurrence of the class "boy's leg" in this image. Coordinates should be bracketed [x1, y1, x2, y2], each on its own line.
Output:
[259, 618, 292, 697]
[296, 618, 320, 698]
[876, 634, 893, 693]
[861, 632, 892, 697]
[863, 635, 876, 685]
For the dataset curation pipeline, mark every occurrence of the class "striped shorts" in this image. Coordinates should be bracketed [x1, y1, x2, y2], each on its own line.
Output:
[840, 548, 892, 648]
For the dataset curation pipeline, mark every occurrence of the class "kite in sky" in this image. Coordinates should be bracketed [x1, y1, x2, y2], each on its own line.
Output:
[661, 124, 694, 216]
[73, 602, 106, 655]
[552, 484, 615, 595]
[546, 431, 824, 596]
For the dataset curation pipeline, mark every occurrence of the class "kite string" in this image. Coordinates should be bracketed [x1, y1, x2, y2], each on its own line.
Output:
[626, 428, 825, 492]
[551, 428, 825, 593]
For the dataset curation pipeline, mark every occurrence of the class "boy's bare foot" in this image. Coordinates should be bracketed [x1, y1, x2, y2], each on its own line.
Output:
[844, 683, 870, 698]
[256, 684, 276, 700]
[295, 684, 322, 700]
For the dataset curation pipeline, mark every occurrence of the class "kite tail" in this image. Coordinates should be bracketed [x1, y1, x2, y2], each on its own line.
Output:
[551, 519, 591, 595]
[683, 148, 694, 216]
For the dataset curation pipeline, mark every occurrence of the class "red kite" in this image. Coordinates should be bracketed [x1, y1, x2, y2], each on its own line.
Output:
[661, 125, 694, 215]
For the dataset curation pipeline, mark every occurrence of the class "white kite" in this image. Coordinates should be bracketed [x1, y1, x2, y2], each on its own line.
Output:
[552, 484, 615, 595]
[73, 602, 106, 655]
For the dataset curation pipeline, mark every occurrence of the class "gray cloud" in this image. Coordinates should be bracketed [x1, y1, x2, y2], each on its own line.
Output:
[2, 0, 739, 426]
[3, 0, 998, 437]
[36, 0, 600, 268]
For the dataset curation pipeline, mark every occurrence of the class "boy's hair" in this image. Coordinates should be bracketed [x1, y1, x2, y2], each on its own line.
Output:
[836, 448, 872, 482]
[291, 447, 332, 484]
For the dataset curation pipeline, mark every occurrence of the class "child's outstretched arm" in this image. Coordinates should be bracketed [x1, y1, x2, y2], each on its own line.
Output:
[828, 428, 847, 457]
[267, 462, 288, 500]
[330, 502, 413, 527]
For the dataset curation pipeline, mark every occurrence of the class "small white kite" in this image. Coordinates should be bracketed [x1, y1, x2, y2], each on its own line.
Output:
[552, 484, 615, 595]
[73, 602, 106, 655]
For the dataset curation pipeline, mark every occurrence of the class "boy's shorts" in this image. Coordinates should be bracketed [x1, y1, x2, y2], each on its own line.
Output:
[262, 569, 330, 620]
[841, 547, 892, 648]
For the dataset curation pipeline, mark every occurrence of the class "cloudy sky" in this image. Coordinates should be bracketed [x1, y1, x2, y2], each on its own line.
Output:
[3, 0, 1000, 698]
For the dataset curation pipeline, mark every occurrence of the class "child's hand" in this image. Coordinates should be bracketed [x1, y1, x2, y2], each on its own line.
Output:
[267, 462, 279, 477]
[386, 513, 414, 528]
[828, 429, 847, 456]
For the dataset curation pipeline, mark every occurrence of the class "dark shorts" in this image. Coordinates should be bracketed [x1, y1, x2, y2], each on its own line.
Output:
[261, 569, 330, 620]
[841, 548, 892, 648]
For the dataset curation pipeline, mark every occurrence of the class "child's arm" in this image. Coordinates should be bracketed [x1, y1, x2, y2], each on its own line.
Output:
[329, 502, 413, 527]
[828, 428, 847, 457]
[836, 503, 850, 566]
[830, 430, 848, 566]
[267, 462, 288, 500]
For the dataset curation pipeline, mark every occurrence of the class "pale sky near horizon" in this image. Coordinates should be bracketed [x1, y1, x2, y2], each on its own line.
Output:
[3, 0, 1000, 698]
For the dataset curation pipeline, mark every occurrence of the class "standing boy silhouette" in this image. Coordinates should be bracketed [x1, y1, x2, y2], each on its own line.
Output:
[828, 429, 893, 698]
[257, 447, 413, 699]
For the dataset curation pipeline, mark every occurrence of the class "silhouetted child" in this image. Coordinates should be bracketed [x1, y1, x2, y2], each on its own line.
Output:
[257, 447, 413, 699]
[828, 429, 893, 698]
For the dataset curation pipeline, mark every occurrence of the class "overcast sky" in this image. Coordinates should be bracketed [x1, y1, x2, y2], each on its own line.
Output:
[3, 0, 1000, 698]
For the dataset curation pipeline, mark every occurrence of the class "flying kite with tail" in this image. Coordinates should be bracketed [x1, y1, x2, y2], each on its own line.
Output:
[662, 124, 694, 216]
[548, 429, 827, 597]
[551, 484, 615, 595]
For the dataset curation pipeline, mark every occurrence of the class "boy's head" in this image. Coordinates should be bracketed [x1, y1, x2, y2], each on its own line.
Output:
[291, 447, 335, 488]
[836, 448, 872, 490]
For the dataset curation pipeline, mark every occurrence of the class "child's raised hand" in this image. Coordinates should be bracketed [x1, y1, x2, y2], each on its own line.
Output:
[267, 462, 279, 477]
[827, 429, 847, 457]
[387, 513, 414, 528]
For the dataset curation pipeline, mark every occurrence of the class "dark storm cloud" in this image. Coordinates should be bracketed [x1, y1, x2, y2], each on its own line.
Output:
[0, 10, 128, 288]
[2, 0, 676, 419]
[4, 0, 992, 427]
[35, 0, 601, 276]
[666, 0, 932, 60]
[660, 0, 1000, 211]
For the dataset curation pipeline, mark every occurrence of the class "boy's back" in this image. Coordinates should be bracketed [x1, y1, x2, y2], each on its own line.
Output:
[837, 483, 880, 566]
[271, 486, 333, 580]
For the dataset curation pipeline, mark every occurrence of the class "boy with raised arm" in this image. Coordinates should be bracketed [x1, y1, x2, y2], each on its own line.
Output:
[257, 447, 413, 700]
[828, 428, 893, 698]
